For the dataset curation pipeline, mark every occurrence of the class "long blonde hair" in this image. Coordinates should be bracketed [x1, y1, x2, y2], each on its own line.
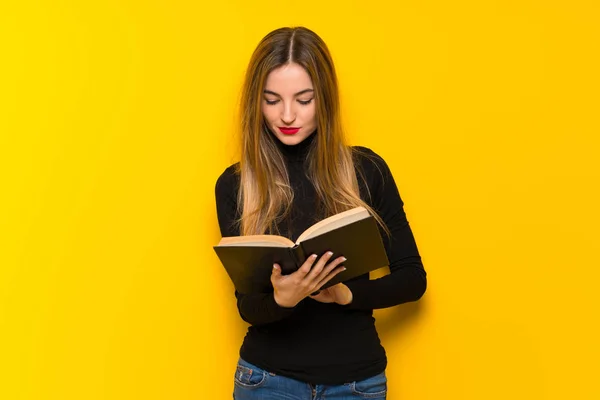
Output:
[235, 26, 389, 237]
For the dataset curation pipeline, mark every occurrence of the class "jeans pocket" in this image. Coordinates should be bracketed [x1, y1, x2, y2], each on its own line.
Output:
[233, 359, 268, 389]
[350, 371, 387, 398]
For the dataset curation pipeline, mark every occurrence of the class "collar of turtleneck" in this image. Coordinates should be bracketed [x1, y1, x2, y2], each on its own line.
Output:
[272, 129, 317, 164]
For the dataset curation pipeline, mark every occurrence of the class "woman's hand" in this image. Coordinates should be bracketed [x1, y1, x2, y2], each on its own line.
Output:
[271, 251, 346, 308]
[309, 283, 353, 305]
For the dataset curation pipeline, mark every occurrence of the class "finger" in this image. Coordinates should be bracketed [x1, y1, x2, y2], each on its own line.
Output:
[315, 265, 346, 290]
[316, 256, 346, 280]
[295, 254, 318, 278]
[304, 251, 333, 283]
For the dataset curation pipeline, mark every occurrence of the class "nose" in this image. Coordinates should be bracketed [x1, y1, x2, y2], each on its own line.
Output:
[281, 102, 296, 125]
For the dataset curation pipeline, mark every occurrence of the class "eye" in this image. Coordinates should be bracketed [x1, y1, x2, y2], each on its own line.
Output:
[298, 99, 313, 105]
[265, 99, 279, 105]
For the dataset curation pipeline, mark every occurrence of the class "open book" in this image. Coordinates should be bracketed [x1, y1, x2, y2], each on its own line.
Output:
[214, 207, 389, 294]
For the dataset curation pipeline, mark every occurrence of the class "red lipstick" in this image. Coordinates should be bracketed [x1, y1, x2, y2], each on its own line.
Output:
[278, 127, 300, 135]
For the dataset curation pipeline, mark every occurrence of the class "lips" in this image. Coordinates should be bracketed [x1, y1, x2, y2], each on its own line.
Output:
[278, 127, 300, 135]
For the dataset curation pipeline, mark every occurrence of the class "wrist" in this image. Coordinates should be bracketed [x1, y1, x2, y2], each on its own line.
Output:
[273, 292, 296, 308]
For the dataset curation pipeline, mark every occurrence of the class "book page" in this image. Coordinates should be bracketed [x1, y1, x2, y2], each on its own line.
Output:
[218, 235, 294, 247]
[296, 207, 370, 243]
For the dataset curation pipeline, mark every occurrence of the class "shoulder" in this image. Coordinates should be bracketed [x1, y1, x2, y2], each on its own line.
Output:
[351, 145, 392, 179]
[351, 145, 400, 203]
[215, 162, 240, 198]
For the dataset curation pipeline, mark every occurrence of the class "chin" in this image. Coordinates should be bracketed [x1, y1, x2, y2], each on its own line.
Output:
[277, 135, 306, 146]
[272, 130, 314, 146]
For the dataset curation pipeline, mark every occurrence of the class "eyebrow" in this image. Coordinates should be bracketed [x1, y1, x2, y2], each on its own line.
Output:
[263, 89, 314, 97]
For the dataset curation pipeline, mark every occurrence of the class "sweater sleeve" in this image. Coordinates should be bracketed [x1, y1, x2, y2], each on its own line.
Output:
[344, 148, 427, 310]
[214, 166, 297, 325]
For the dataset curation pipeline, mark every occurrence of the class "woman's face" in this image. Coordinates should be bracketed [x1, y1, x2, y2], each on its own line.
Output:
[262, 62, 317, 146]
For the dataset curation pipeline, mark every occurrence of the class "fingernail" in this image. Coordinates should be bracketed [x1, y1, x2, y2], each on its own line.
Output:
[311, 254, 317, 259]
[327, 251, 333, 256]
[342, 267, 347, 271]
[341, 257, 347, 262]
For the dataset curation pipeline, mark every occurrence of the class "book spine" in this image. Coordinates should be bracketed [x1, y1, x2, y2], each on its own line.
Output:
[289, 244, 306, 269]
[295, 243, 307, 267]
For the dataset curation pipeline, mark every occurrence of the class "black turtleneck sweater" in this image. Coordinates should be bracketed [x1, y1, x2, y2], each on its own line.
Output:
[214, 132, 427, 385]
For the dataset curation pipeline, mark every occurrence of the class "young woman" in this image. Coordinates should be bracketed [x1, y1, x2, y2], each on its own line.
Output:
[215, 26, 427, 400]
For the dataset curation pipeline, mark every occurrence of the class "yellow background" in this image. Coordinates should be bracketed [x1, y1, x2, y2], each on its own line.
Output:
[1, 1, 599, 399]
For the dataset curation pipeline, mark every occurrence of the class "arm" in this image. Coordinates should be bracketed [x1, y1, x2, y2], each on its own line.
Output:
[344, 149, 427, 310]
[214, 167, 296, 325]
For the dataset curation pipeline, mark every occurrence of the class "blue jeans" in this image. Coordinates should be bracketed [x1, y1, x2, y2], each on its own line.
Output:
[233, 358, 387, 399]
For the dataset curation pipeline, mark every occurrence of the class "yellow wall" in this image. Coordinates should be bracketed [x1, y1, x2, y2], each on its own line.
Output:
[1, 1, 599, 399]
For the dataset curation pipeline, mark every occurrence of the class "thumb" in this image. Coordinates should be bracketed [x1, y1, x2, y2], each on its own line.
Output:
[271, 263, 282, 281]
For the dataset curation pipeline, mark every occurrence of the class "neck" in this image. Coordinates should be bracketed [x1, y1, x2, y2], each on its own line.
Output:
[272, 129, 317, 163]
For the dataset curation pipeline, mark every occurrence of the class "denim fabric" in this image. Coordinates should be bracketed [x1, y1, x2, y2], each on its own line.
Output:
[233, 358, 387, 399]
